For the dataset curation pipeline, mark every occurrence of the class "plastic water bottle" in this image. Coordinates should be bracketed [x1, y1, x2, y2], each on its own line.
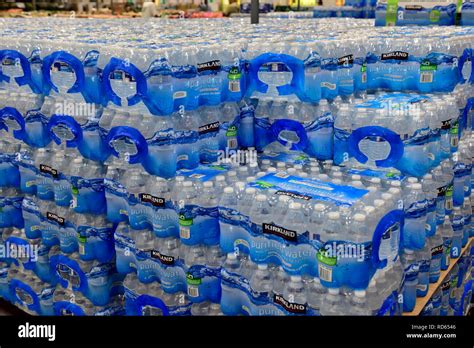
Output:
[250, 264, 273, 294]
[428, 230, 444, 283]
[439, 215, 454, 271]
[306, 277, 326, 315]
[250, 194, 271, 225]
[319, 288, 345, 316]
[282, 275, 307, 314]
[416, 247, 430, 298]
[282, 202, 306, 236]
[401, 249, 418, 313]
[450, 206, 464, 259]
[403, 182, 427, 250]
[347, 290, 370, 315]
[366, 278, 384, 315]
[422, 174, 438, 238]
[222, 252, 241, 275]
[238, 187, 256, 216]
[461, 197, 471, 247]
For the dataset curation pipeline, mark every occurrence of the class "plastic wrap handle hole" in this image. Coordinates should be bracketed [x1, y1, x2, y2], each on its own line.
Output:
[257, 61, 293, 92]
[357, 135, 392, 162]
[109, 69, 138, 101]
[51, 61, 77, 93]
[278, 129, 300, 145]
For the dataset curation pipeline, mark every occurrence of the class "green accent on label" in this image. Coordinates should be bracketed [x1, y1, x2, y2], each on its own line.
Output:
[445, 245, 451, 255]
[72, 187, 79, 195]
[228, 67, 242, 80]
[208, 165, 226, 170]
[78, 235, 87, 243]
[361, 63, 367, 73]
[179, 214, 193, 227]
[420, 60, 437, 71]
[0, 207, 2, 213]
[226, 125, 238, 137]
[186, 273, 202, 286]
[450, 121, 459, 136]
[26, 181, 35, 188]
[385, 0, 399, 26]
[386, 172, 396, 178]
[429, 10, 440, 22]
[446, 185, 453, 197]
[316, 249, 337, 266]
[255, 181, 274, 189]
[295, 155, 309, 161]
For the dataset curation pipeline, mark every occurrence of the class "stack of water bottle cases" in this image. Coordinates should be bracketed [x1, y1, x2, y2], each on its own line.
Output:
[0, 17, 473, 316]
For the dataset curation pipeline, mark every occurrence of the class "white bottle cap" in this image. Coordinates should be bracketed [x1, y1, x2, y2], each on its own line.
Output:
[333, 179, 342, 185]
[256, 171, 266, 178]
[227, 170, 237, 177]
[183, 181, 192, 187]
[328, 288, 339, 295]
[314, 203, 326, 211]
[464, 197, 470, 203]
[370, 177, 381, 184]
[262, 159, 271, 165]
[364, 206, 375, 214]
[175, 176, 185, 183]
[287, 168, 297, 175]
[277, 162, 286, 168]
[224, 187, 234, 194]
[318, 174, 329, 180]
[267, 167, 277, 173]
[227, 252, 237, 260]
[289, 202, 302, 209]
[257, 264, 268, 270]
[374, 199, 384, 207]
[256, 194, 267, 202]
[354, 213, 366, 222]
[279, 195, 290, 202]
[293, 164, 303, 170]
[351, 174, 361, 181]
[412, 183, 422, 190]
[235, 182, 245, 190]
[352, 180, 364, 187]
[245, 187, 256, 194]
[390, 181, 401, 187]
[354, 290, 366, 298]
[367, 186, 377, 192]
[328, 212, 340, 220]
[290, 275, 302, 282]
[381, 193, 392, 200]
[407, 177, 418, 183]
[246, 176, 256, 183]
[238, 166, 248, 173]
[216, 175, 226, 182]
[203, 181, 213, 188]
[389, 188, 401, 195]
[404, 249, 414, 254]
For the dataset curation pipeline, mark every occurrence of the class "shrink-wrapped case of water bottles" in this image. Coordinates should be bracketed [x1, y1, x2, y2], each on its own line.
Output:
[0, 17, 473, 316]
